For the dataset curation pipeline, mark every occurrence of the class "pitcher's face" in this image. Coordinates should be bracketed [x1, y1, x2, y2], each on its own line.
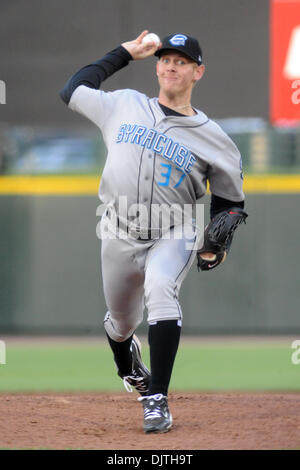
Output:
[156, 51, 204, 98]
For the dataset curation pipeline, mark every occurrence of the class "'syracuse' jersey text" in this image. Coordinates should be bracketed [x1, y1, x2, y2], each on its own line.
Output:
[69, 86, 244, 229]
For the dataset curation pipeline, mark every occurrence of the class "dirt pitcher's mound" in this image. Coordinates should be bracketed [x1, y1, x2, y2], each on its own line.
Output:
[1, 392, 300, 450]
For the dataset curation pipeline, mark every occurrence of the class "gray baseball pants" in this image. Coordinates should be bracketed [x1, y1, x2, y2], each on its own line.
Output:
[101, 213, 199, 342]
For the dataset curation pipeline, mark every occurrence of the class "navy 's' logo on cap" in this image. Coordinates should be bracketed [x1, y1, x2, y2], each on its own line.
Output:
[169, 34, 188, 46]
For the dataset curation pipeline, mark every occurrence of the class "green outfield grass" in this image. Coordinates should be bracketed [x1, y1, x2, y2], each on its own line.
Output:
[0, 341, 299, 392]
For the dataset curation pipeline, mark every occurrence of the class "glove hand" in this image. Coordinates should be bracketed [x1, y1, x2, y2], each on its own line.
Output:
[197, 206, 247, 272]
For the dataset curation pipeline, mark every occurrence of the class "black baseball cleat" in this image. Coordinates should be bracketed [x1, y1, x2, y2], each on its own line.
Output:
[138, 393, 173, 433]
[118, 335, 151, 396]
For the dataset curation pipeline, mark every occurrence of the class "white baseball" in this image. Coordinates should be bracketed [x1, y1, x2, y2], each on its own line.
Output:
[142, 33, 160, 47]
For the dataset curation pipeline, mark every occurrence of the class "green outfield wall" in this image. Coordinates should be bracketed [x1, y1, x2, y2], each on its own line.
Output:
[0, 187, 299, 334]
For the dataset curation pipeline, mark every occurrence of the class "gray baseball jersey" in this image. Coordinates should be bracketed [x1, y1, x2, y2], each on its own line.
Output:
[69, 85, 244, 232]
[68, 84, 244, 340]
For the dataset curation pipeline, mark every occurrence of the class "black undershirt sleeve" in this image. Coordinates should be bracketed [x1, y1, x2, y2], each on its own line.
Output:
[210, 194, 244, 219]
[59, 46, 133, 105]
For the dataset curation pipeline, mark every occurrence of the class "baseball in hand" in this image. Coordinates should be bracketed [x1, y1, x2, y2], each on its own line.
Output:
[142, 33, 160, 47]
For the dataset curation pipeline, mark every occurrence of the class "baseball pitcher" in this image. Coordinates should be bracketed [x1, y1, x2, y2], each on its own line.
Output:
[60, 31, 247, 433]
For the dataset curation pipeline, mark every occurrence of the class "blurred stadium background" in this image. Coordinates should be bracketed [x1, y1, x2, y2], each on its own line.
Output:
[0, 0, 300, 392]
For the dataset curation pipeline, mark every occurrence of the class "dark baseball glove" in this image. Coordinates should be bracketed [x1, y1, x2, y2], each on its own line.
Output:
[197, 207, 248, 271]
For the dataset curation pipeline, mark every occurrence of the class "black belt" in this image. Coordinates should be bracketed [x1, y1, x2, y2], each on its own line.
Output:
[118, 218, 162, 241]
[105, 209, 162, 240]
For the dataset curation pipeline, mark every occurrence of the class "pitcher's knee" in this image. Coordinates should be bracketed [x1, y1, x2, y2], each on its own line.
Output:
[103, 311, 141, 342]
